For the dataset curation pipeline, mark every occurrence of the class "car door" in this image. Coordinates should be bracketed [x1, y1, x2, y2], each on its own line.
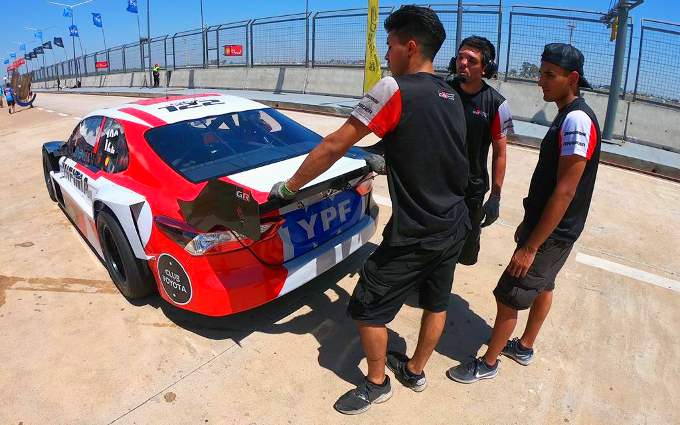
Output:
[56, 116, 104, 249]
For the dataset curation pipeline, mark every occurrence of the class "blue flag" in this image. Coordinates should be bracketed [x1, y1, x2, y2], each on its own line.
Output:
[9, 52, 16, 59]
[19, 43, 26, 52]
[69, 25, 79, 37]
[126, 0, 138, 13]
[92, 13, 103, 28]
[63, 7, 72, 17]
[34, 30, 43, 40]
[54, 37, 64, 48]
[3, 59, 9, 65]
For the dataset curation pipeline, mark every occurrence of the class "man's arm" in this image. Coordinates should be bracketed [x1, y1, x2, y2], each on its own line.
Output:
[506, 154, 586, 278]
[285, 116, 371, 192]
[489, 135, 507, 197]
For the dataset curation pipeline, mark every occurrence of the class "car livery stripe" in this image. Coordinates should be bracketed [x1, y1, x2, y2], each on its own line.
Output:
[119, 107, 168, 127]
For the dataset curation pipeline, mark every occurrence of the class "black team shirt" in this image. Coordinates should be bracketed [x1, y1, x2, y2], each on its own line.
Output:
[351, 73, 470, 246]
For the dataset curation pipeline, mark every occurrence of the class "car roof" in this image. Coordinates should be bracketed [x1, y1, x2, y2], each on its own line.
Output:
[84, 93, 268, 128]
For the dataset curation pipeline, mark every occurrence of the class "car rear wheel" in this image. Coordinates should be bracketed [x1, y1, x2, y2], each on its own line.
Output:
[43, 156, 57, 202]
[96, 210, 155, 299]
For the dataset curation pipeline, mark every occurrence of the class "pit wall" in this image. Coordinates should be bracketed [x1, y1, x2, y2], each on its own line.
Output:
[32, 67, 680, 152]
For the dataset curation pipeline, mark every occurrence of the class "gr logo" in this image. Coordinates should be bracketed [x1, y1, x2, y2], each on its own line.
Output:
[157, 254, 192, 305]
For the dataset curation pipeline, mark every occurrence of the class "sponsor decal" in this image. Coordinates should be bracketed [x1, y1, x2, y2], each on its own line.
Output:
[357, 102, 373, 115]
[158, 98, 224, 112]
[62, 162, 93, 201]
[438, 90, 456, 101]
[365, 94, 380, 104]
[157, 254, 192, 305]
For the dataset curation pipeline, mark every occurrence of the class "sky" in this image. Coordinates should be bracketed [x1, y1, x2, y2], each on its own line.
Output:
[1, 1, 679, 97]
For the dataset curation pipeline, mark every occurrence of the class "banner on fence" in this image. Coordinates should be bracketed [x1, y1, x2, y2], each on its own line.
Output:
[223, 45, 243, 56]
[363, 0, 381, 93]
[95, 61, 109, 69]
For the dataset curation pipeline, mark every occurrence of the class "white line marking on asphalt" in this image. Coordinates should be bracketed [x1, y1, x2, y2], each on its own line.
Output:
[37, 107, 44, 111]
[58, 113, 68, 117]
[575, 252, 680, 293]
[372, 193, 391, 207]
[46, 109, 54, 113]
[73, 116, 82, 120]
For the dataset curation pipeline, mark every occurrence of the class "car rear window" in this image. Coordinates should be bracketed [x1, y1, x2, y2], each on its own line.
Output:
[144, 108, 366, 183]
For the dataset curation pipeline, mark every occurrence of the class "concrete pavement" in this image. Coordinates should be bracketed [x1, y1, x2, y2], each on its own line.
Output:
[0, 93, 679, 424]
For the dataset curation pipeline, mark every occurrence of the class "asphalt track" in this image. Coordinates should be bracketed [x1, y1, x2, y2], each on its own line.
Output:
[0, 93, 678, 425]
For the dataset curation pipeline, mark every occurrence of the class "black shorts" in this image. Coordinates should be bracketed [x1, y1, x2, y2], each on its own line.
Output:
[458, 196, 484, 266]
[347, 225, 468, 325]
[7, 99, 15, 106]
[493, 237, 573, 310]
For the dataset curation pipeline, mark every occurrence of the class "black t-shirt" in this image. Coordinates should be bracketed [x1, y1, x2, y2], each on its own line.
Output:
[449, 78, 514, 199]
[352, 73, 469, 246]
[523, 97, 601, 242]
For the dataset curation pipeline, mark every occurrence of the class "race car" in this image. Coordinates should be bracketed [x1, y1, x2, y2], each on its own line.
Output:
[42, 93, 379, 316]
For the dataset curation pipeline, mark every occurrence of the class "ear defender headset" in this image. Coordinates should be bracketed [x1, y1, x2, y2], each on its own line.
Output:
[448, 36, 498, 79]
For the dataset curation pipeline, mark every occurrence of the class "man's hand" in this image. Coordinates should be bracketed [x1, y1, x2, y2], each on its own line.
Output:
[506, 245, 537, 278]
[268, 181, 296, 201]
[481, 193, 501, 227]
[364, 153, 386, 175]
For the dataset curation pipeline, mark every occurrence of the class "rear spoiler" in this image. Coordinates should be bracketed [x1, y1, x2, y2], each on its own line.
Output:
[178, 165, 371, 242]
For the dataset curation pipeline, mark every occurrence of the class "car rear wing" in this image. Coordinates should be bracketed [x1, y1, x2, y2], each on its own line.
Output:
[178, 164, 372, 242]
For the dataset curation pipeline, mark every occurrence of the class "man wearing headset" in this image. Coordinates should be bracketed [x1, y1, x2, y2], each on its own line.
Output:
[447, 36, 514, 266]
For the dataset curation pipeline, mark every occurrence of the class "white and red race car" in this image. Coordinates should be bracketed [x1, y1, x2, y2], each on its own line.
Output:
[42, 93, 378, 316]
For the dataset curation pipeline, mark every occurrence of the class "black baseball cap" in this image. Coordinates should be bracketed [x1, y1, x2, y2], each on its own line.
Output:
[541, 43, 591, 89]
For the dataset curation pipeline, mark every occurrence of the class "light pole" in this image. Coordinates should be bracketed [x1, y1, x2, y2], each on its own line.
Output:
[200, 0, 206, 68]
[601, 0, 643, 140]
[48, 1, 94, 80]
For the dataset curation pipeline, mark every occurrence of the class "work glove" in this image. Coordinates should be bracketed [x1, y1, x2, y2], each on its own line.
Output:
[481, 193, 501, 227]
[364, 153, 386, 175]
[268, 181, 297, 201]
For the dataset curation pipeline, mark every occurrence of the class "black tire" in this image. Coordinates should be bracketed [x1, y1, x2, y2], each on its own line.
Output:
[96, 210, 155, 299]
[43, 155, 57, 202]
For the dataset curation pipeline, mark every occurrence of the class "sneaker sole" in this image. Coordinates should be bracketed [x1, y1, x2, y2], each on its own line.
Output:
[445, 367, 498, 384]
[334, 389, 393, 415]
[501, 351, 533, 366]
[385, 362, 427, 392]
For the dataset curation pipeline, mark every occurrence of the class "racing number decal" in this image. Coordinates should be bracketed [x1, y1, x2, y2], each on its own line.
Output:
[157, 254, 192, 305]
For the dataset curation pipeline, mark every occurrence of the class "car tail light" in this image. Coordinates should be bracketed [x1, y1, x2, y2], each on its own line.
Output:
[155, 216, 282, 256]
[354, 176, 374, 196]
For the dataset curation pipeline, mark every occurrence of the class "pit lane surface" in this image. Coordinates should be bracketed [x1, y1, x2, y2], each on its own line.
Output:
[0, 93, 678, 425]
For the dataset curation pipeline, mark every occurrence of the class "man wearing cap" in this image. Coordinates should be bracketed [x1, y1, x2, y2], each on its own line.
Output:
[447, 35, 514, 266]
[447, 43, 601, 383]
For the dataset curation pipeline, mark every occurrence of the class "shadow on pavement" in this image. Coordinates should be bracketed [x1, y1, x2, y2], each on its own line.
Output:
[133, 242, 491, 385]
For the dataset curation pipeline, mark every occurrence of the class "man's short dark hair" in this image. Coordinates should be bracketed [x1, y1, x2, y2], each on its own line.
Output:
[459, 36, 496, 64]
[384, 5, 446, 61]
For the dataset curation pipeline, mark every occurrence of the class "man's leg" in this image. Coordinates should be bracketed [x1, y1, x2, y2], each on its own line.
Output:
[408, 309, 446, 374]
[519, 289, 552, 349]
[483, 299, 518, 365]
[357, 321, 388, 384]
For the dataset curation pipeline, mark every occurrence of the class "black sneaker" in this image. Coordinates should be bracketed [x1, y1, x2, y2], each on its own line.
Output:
[333, 376, 392, 415]
[501, 337, 534, 366]
[446, 357, 499, 384]
[386, 351, 427, 392]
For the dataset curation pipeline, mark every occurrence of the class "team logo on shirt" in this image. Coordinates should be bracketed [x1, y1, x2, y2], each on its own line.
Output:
[438, 90, 456, 101]
[472, 107, 488, 119]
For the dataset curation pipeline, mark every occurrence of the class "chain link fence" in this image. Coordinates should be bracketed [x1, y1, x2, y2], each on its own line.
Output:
[25, 3, 680, 107]
[634, 19, 680, 107]
[505, 6, 633, 95]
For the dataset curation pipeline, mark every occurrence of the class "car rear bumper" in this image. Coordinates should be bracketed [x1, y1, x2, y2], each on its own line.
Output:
[160, 207, 378, 317]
